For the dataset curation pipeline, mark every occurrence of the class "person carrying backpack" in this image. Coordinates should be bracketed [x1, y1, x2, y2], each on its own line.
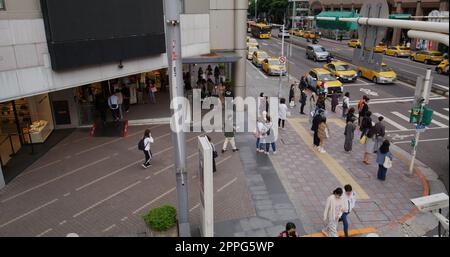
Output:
[139, 129, 154, 169]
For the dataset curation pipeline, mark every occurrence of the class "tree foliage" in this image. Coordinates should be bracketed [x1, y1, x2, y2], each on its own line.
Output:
[248, 0, 289, 24]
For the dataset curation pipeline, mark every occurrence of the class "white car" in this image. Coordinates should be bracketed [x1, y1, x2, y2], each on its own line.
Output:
[278, 30, 290, 39]
[247, 46, 258, 60]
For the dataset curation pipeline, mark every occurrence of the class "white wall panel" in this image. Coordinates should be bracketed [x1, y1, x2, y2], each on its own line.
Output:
[14, 44, 38, 68]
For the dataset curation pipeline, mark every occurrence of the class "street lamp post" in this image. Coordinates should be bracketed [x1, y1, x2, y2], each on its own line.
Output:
[163, 0, 190, 236]
[278, 24, 286, 98]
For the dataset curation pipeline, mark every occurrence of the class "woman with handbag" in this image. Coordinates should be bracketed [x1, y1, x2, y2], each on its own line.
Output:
[376, 140, 393, 181]
[317, 117, 329, 154]
[362, 125, 376, 165]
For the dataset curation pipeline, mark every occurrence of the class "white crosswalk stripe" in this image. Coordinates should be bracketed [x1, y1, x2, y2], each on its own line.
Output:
[374, 112, 408, 131]
[391, 111, 411, 123]
[443, 108, 449, 112]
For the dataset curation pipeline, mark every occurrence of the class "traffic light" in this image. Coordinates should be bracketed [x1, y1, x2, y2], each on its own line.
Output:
[409, 106, 434, 126]
[421, 108, 434, 126]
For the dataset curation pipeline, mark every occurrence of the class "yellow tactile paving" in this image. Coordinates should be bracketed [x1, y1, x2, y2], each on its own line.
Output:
[288, 118, 370, 200]
[302, 227, 378, 237]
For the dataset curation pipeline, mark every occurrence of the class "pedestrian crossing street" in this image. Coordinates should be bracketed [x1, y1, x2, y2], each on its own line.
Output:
[372, 108, 449, 133]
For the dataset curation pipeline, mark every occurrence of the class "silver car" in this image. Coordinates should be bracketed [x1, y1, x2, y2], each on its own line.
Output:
[306, 44, 330, 62]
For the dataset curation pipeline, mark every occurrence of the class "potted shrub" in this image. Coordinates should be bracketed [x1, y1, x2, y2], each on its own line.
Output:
[143, 205, 178, 237]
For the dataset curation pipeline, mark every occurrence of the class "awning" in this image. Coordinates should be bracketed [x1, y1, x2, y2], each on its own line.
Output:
[316, 11, 359, 31]
[389, 14, 412, 19]
[183, 51, 241, 64]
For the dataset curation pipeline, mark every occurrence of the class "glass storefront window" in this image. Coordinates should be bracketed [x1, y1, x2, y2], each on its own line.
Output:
[0, 0, 5, 11]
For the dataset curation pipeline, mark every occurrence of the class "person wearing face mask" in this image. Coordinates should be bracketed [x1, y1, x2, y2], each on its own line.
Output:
[278, 222, 299, 237]
[322, 187, 344, 237]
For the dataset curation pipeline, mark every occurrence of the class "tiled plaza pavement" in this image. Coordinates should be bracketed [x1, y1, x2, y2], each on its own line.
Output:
[270, 113, 424, 234]
[0, 125, 255, 236]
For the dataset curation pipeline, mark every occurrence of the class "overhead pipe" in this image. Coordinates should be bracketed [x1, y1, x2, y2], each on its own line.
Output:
[408, 30, 450, 46]
[307, 16, 449, 34]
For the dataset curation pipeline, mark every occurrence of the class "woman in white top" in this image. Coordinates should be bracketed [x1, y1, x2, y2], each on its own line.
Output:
[278, 98, 288, 129]
[342, 92, 350, 118]
[142, 129, 154, 169]
[322, 188, 344, 237]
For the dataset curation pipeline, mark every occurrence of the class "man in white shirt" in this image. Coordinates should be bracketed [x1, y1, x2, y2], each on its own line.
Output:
[108, 93, 120, 121]
[339, 184, 357, 237]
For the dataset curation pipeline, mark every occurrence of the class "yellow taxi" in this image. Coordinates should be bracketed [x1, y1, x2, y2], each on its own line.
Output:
[262, 57, 287, 76]
[306, 68, 343, 94]
[410, 50, 444, 64]
[384, 45, 411, 57]
[288, 28, 299, 35]
[347, 39, 361, 48]
[251, 50, 270, 67]
[366, 43, 387, 53]
[247, 45, 259, 60]
[303, 31, 319, 39]
[323, 61, 358, 83]
[357, 63, 397, 84]
[295, 30, 305, 37]
[436, 59, 449, 75]
[247, 37, 259, 48]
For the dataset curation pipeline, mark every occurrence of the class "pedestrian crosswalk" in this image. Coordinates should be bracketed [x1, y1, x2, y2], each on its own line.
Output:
[372, 108, 449, 133]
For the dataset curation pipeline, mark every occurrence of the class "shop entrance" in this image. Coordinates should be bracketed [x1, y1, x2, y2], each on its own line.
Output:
[75, 69, 172, 127]
[0, 93, 62, 183]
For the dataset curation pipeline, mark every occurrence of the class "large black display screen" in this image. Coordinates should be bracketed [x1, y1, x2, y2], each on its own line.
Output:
[40, 0, 166, 71]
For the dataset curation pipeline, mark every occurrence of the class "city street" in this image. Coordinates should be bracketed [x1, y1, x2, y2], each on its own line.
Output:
[255, 33, 449, 191]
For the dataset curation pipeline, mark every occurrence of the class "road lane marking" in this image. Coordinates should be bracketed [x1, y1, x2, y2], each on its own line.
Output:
[398, 111, 447, 128]
[59, 220, 67, 226]
[394, 138, 449, 145]
[127, 132, 171, 151]
[76, 134, 205, 191]
[132, 187, 176, 215]
[189, 203, 200, 212]
[430, 110, 449, 121]
[1, 157, 110, 203]
[374, 113, 409, 131]
[121, 217, 128, 222]
[16, 160, 63, 178]
[288, 118, 369, 200]
[386, 127, 448, 133]
[391, 111, 412, 122]
[247, 60, 268, 79]
[75, 125, 163, 156]
[347, 96, 446, 105]
[36, 228, 53, 237]
[73, 181, 142, 218]
[103, 224, 117, 233]
[0, 198, 59, 228]
[217, 177, 238, 193]
[63, 193, 71, 197]
[444, 108, 449, 112]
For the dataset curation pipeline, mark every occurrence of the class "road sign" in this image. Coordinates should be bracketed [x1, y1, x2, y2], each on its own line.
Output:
[416, 124, 426, 133]
[279, 56, 286, 64]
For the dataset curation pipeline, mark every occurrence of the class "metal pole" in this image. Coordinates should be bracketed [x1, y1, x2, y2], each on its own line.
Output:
[0, 164, 5, 189]
[278, 24, 285, 98]
[255, 0, 257, 21]
[290, 0, 295, 57]
[408, 69, 432, 176]
[163, 0, 190, 236]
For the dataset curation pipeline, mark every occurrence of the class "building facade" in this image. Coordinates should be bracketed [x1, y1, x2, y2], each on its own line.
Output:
[0, 0, 248, 187]
[309, 0, 449, 48]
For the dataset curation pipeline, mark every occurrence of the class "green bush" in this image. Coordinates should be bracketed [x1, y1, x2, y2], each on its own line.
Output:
[143, 205, 177, 232]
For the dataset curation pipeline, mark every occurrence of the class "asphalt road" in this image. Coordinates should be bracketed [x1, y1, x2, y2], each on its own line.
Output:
[252, 33, 449, 191]
[273, 30, 450, 92]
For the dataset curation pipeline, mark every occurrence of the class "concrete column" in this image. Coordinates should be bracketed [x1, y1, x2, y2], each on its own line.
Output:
[391, 1, 403, 46]
[440, 0, 449, 11]
[412, 1, 423, 49]
[233, 0, 248, 98]
[0, 165, 5, 189]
